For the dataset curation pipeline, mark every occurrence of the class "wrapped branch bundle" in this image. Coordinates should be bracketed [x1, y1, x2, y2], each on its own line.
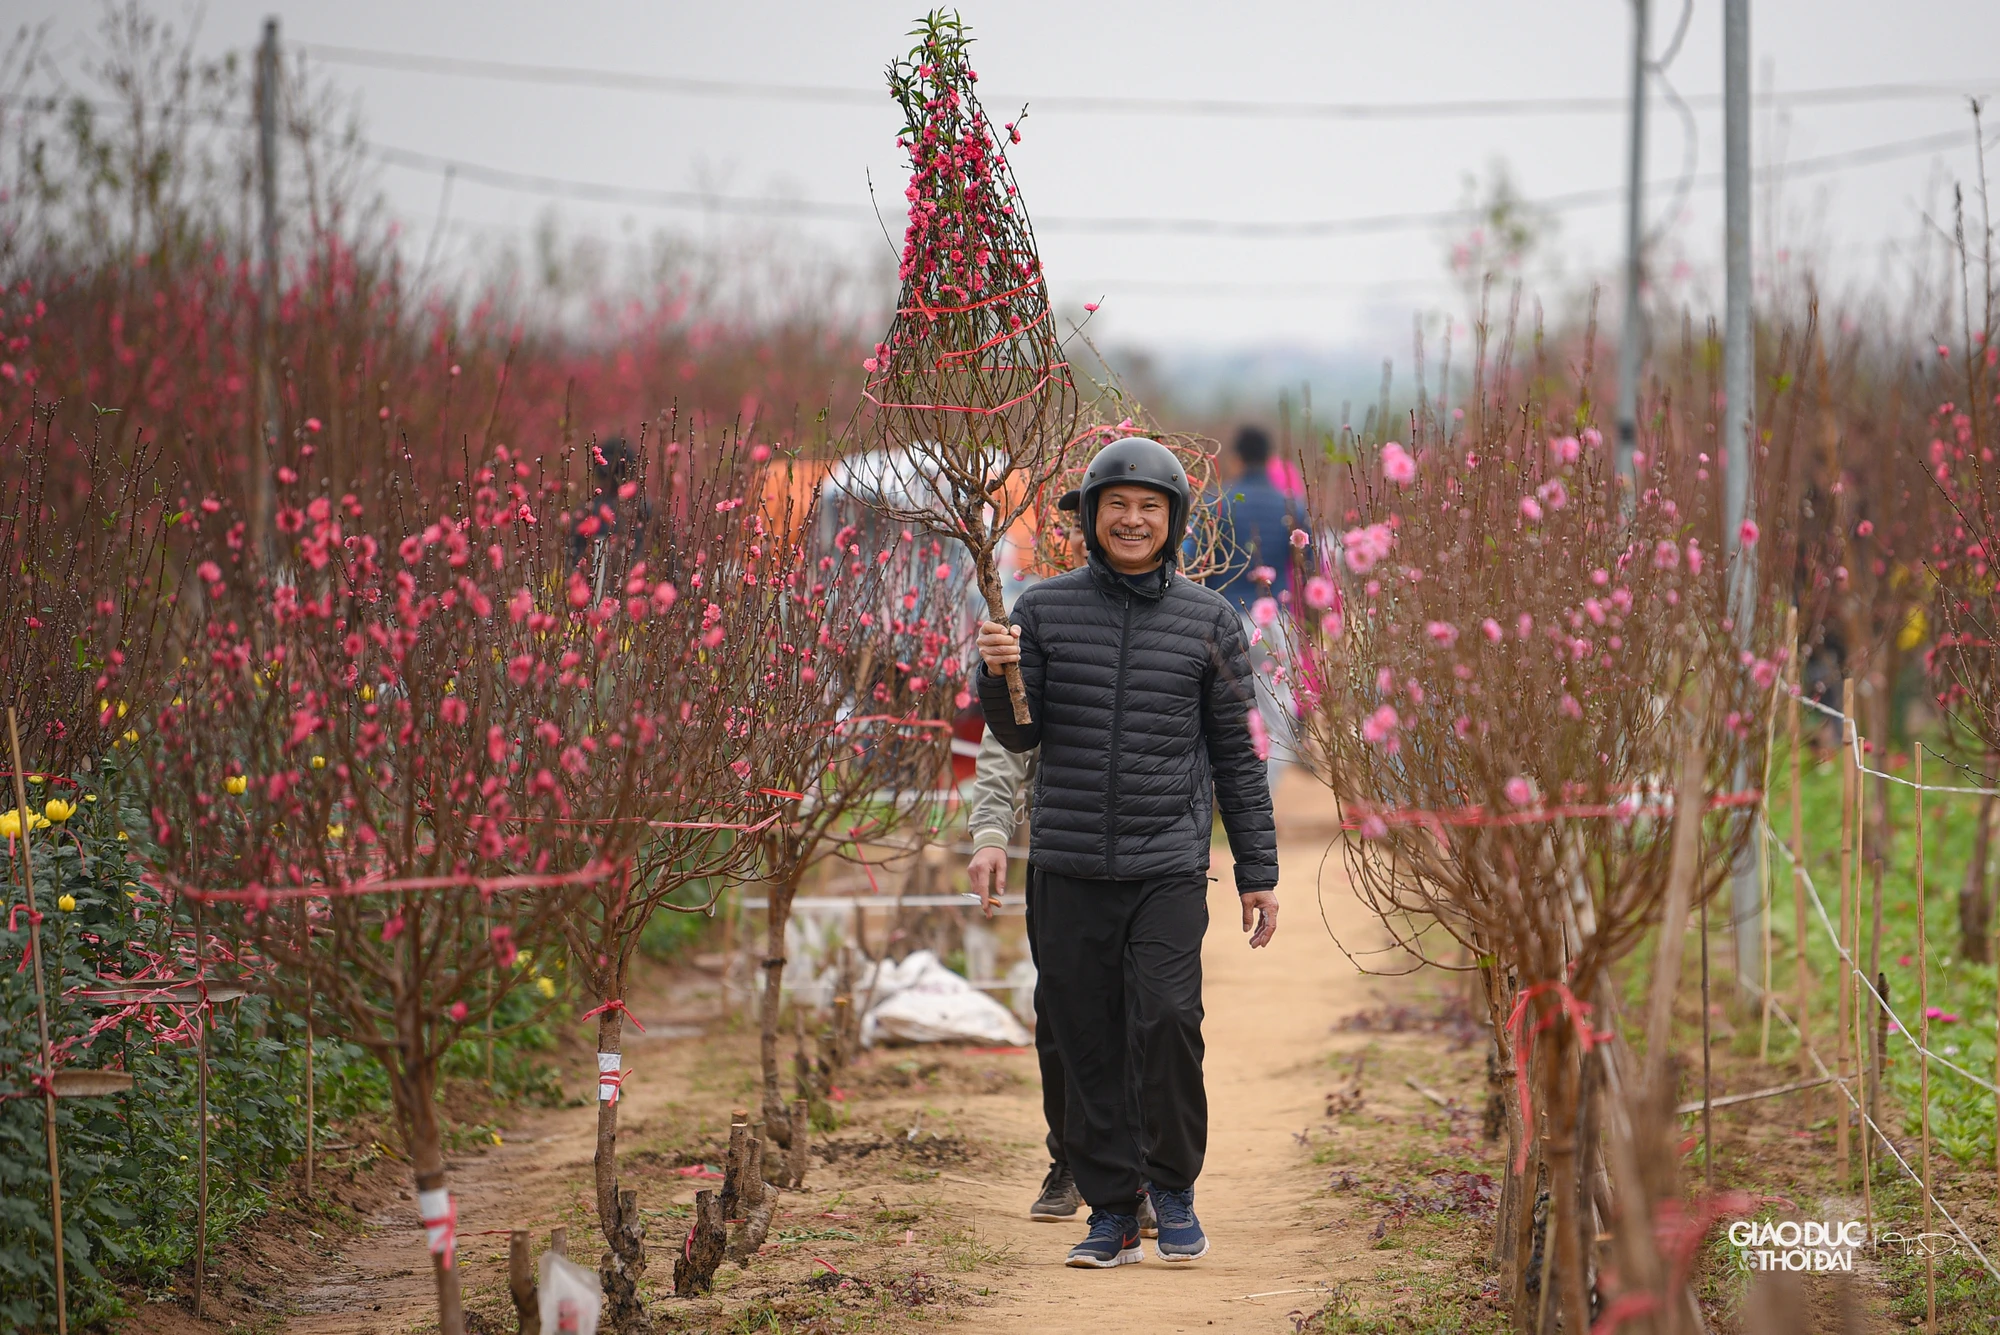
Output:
[861, 11, 1078, 723]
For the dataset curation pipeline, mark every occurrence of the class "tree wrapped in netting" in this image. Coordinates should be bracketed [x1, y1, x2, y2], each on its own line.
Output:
[1283, 309, 1799, 1334]
[859, 10, 1078, 724]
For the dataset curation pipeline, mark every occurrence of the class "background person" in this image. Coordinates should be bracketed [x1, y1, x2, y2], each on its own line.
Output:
[567, 436, 650, 589]
[977, 436, 1278, 1270]
[1208, 425, 1297, 610]
[1207, 425, 1301, 796]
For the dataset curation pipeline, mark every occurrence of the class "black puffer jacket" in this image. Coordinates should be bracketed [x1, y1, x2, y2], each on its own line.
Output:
[978, 555, 1278, 893]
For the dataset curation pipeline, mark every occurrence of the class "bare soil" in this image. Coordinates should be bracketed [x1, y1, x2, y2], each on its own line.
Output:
[108, 774, 1920, 1333]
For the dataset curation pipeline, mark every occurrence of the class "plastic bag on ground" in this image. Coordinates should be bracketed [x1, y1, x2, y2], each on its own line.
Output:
[858, 949, 1031, 1047]
[539, 1251, 602, 1334]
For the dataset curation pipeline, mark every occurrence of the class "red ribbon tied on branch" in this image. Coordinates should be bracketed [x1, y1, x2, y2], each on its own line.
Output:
[579, 997, 646, 1033]
[1503, 980, 1613, 1173]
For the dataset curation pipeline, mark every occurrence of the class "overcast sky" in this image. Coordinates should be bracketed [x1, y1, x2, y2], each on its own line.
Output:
[15, 0, 2000, 368]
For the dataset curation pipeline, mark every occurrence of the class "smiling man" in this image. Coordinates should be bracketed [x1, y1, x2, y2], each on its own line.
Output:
[976, 435, 1279, 1270]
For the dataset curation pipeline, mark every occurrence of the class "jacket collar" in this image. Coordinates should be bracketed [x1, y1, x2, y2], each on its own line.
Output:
[1087, 551, 1173, 601]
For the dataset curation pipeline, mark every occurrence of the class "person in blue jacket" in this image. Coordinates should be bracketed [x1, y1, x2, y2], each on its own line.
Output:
[1207, 425, 1297, 611]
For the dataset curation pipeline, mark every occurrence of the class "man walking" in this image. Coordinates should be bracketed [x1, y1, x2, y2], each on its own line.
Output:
[977, 436, 1279, 1269]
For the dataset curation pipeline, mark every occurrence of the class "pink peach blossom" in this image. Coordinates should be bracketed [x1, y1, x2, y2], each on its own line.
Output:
[1381, 441, 1417, 485]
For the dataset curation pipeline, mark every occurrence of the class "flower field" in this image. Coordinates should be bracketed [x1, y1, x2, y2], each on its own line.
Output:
[6, 7, 2000, 1335]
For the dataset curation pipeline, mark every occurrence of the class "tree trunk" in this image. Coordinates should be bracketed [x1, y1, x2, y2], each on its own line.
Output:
[591, 997, 651, 1332]
[758, 872, 801, 1144]
[1961, 783, 1994, 965]
[402, 1060, 465, 1335]
[1548, 1033, 1591, 1335]
[672, 1190, 726, 1296]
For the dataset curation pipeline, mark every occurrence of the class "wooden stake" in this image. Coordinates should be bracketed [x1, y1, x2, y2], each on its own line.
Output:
[300, 909, 314, 1198]
[1759, 606, 1793, 1063]
[508, 1229, 539, 1335]
[1836, 682, 1854, 1181]
[1855, 730, 1874, 1229]
[484, 909, 496, 1089]
[194, 895, 210, 1321]
[8, 709, 65, 1335]
[1916, 750, 1934, 1332]
[1789, 656, 1811, 1119]
[1645, 727, 1709, 1091]
[1700, 888, 1715, 1195]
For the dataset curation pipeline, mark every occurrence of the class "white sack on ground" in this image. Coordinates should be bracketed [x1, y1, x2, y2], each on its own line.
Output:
[857, 949, 1031, 1048]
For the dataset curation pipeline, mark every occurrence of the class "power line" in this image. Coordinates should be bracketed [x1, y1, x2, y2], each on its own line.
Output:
[301, 41, 2000, 123]
[363, 124, 1998, 240]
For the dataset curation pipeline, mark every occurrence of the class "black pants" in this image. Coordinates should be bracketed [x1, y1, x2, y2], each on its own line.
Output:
[1024, 874, 1149, 1170]
[1031, 868, 1208, 1214]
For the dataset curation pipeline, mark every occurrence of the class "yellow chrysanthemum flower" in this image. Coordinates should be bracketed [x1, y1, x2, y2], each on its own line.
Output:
[224, 775, 249, 796]
[311, 755, 327, 770]
[535, 976, 555, 999]
[44, 799, 75, 823]
[57, 894, 76, 912]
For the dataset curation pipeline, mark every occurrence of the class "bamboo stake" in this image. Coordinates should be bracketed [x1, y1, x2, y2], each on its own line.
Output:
[1916, 748, 1934, 1332]
[1758, 606, 1792, 1062]
[300, 909, 314, 1198]
[194, 895, 209, 1321]
[484, 909, 495, 1089]
[1700, 888, 1715, 1194]
[1789, 656, 1811, 1119]
[1836, 680, 1854, 1181]
[1856, 731, 1873, 1230]
[8, 709, 66, 1335]
[1848, 723, 1864, 1239]
[1865, 726, 1886, 1142]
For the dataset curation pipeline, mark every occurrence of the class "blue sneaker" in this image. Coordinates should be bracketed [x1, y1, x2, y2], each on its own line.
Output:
[1065, 1209, 1144, 1268]
[1150, 1186, 1208, 1262]
[1137, 1187, 1158, 1238]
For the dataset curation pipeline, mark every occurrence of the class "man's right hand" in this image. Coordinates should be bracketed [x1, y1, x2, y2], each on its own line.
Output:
[977, 620, 1022, 674]
[967, 845, 1007, 919]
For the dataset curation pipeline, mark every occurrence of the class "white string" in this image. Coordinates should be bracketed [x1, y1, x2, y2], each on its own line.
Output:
[1764, 993, 2000, 1287]
[1793, 690, 2000, 796]
[1762, 816, 2000, 1095]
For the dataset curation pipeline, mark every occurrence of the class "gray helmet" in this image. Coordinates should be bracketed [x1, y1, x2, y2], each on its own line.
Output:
[1062, 436, 1191, 566]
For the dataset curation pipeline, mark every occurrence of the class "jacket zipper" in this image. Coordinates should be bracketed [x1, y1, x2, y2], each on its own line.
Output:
[1105, 589, 1134, 877]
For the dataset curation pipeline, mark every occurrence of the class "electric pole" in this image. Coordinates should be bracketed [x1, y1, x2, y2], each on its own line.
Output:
[1612, 0, 1650, 504]
[252, 17, 280, 557]
[1722, 0, 1761, 988]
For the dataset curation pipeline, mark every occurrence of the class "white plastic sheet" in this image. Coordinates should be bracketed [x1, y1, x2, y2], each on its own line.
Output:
[858, 950, 1031, 1047]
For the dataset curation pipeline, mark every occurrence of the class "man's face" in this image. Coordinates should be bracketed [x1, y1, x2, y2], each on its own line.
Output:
[1093, 483, 1171, 573]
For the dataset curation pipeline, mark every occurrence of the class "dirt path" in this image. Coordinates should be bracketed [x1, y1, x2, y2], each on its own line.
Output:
[926, 781, 1386, 1331]
[269, 777, 1407, 1334]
